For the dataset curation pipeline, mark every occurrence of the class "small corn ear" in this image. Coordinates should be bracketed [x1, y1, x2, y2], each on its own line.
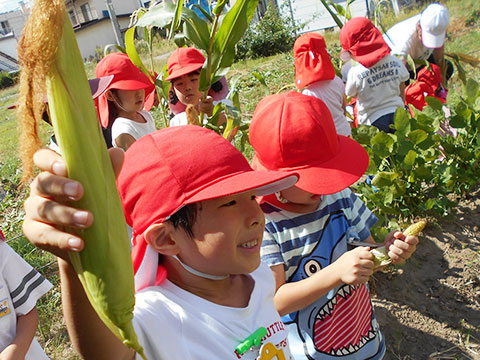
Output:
[17, 0, 146, 358]
[403, 220, 427, 236]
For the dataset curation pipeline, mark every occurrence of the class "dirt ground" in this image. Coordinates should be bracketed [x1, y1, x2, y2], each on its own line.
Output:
[371, 189, 480, 359]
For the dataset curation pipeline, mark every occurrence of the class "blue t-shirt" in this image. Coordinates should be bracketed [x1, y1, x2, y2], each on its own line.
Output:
[261, 189, 386, 359]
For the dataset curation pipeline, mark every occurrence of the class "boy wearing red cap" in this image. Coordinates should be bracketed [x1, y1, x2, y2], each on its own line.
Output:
[249, 92, 419, 359]
[166, 47, 229, 127]
[95, 52, 157, 150]
[294, 33, 352, 137]
[340, 17, 410, 133]
[22, 126, 298, 359]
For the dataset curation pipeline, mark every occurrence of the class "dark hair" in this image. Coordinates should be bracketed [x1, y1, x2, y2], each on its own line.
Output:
[210, 79, 223, 93]
[166, 203, 200, 238]
[168, 88, 179, 105]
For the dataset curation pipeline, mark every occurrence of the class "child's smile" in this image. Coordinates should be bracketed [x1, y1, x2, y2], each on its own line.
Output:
[175, 190, 265, 276]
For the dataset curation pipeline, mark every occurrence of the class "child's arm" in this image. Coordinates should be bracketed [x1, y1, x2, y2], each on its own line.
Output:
[271, 246, 375, 316]
[0, 308, 38, 359]
[22, 149, 135, 360]
[114, 133, 136, 152]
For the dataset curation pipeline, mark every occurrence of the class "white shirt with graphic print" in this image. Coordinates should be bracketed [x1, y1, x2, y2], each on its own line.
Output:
[345, 55, 410, 125]
[133, 262, 292, 359]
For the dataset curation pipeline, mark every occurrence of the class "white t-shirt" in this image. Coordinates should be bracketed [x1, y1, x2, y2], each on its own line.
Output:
[133, 263, 292, 359]
[0, 242, 53, 359]
[111, 110, 156, 148]
[384, 14, 434, 61]
[345, 55, 410, 125]
[302, 76, 352, 136]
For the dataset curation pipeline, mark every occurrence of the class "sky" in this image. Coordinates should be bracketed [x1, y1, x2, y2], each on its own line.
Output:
[0, 0, 29, 14]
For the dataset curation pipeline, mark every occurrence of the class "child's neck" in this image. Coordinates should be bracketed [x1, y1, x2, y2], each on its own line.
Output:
[117, 108, 145, 123]
[163, 258, 253, 308]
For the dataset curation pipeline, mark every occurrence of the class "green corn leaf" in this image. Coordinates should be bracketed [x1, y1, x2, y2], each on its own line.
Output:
[17, 1, 146, 357]
[136, 2, 177, 28]
[125, 26, 153, 81]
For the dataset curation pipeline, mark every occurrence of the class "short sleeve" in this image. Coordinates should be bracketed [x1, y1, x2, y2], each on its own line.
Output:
[341, 189, 378, 240]
[345, 69, 358, 97]
[260, 226, 285, 267]
[1, 243, 52, 316]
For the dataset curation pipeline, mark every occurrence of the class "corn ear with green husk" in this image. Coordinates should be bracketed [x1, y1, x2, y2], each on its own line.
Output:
[370, 247, 392, 269]
[17, 0, 146, 358]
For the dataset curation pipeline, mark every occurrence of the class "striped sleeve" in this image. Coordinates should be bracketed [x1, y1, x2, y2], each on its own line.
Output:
[261, 225, 285, 267]
[345, 189, 378, 240]
[2, 243, 53, 316]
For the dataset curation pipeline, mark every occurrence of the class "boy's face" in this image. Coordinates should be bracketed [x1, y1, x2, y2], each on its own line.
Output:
[172, 72, 203, 106]
[174, 190, 265, 276]
[111, 88, 145, 113]
[279, 185, 323, 213]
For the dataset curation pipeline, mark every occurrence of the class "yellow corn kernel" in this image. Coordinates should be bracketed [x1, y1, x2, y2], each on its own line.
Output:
[403, 220, 427, 236]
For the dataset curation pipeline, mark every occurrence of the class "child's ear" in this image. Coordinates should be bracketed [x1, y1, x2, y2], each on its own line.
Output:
[144, 223, 179, 256]
[105, 90, 115, 101]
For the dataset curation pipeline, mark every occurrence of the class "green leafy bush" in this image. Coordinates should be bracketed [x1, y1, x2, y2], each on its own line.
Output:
[235, 4, 302, 60]
[352, 78, 480, 237]
[0, 71, 18, 89]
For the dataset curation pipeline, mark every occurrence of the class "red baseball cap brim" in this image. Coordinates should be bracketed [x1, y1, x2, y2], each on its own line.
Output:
[252, 135, 368, 195]
[165, 63, 204, 81]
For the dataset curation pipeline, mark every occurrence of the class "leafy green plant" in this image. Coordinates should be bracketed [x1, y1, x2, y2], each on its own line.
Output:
[352, 77, 480, 237]
[235, 4, 300, 60]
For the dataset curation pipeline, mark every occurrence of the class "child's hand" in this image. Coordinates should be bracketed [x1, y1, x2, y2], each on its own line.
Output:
[22, 148, 124, 259]
[334, 247, 374, 285]
[384, 231, 419, 264]
[199, 95, 214, 117]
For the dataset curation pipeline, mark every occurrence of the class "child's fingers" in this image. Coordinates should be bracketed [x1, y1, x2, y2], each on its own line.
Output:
[24, 195, 93, 229]
[30, 171, 84, 201]
[22, 218, 84, 258]
[33, 148, 67, 176]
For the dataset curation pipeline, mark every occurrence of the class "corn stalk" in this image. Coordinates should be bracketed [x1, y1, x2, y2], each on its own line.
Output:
[17, 0, 146, 358]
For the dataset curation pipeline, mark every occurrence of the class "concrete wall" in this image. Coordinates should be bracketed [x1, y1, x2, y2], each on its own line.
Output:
[278, 0, 370, 33]
[0, 34, 18, 71]
[0, 9, 29, 40]
[74, 16, 132, 60]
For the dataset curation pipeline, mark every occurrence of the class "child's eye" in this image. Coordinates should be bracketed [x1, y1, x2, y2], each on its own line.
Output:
[221, 200, 236, 207]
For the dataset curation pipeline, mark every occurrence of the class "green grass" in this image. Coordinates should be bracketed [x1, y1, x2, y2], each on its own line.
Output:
[0, 0, 478, 358]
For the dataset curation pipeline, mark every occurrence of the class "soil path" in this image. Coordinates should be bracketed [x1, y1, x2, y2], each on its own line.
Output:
[372, 189, 480, 359]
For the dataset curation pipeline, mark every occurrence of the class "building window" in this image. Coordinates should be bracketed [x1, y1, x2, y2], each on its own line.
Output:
[0, 21, 11, 35]
[68, 9, 79, 26]
[80, 3, 93, 22]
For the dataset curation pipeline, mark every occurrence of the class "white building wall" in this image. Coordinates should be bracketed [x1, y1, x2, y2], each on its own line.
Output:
[0, 35, 19, 71]
[279, 0, 369, 33]
[0, 9, 29, 40]
[74, 16, 132, 60]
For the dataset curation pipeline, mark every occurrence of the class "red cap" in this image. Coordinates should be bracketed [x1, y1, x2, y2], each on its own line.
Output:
[340, 17, 391, 68]
[166, 47, 205, 81]
[250, 92, 369, 195]
[95, 53, 156, 127]
[117, 126, 298, 291]
[0, 229, 4, 241]
[294, 32, 335, 89]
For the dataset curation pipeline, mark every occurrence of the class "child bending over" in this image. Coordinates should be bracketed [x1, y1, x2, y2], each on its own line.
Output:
[249, 92, 419, 359]
[0, 229, 53, 360]
[22, 126, 299, 359]
[294, 32, 352, 137]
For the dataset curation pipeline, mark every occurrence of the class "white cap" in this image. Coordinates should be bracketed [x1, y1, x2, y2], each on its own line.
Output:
[420, 3, 450, 48]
